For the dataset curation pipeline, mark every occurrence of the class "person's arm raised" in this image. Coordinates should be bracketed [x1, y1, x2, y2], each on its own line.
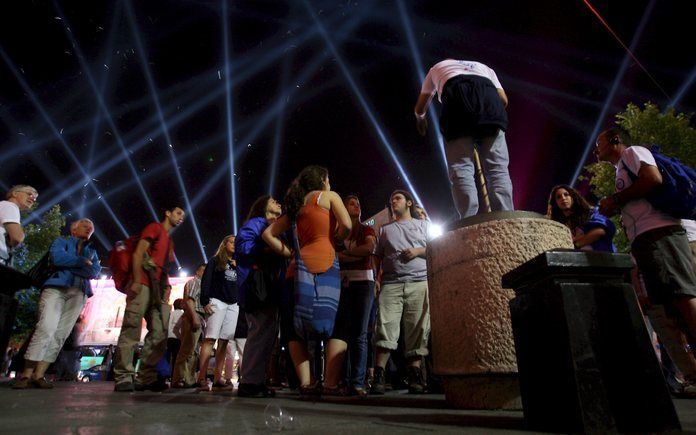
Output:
[328, 191, 352, 242]
[262, 215, 292, 258]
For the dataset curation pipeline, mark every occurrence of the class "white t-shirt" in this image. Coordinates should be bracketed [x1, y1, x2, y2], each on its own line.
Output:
[0, 200, 21, 263]
[168, 309, 184, 339]
[421, 59, 503, 102]
[615, 146, 680, 242]
[681, 219, 696, 242]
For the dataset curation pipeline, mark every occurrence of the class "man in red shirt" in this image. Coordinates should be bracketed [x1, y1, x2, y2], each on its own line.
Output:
[114, 205, 185, 392]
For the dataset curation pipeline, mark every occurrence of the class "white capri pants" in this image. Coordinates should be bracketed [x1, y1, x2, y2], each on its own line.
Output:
[25, 287, 86, 363]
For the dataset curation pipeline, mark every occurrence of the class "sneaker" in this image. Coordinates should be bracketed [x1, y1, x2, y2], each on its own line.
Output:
[237, 383, 276, 398]
[114, 381, 135, 392]
[32, 377, 54, 389]
[12, 377, 32, 390]
[349, 386, 369, 398]
[407, 366, 425, 394]
[370, 367, 385, 395]
[135, 380, 168, 392]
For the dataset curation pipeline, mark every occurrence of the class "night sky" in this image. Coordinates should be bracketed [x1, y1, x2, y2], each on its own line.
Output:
[1, 0, 693, 270]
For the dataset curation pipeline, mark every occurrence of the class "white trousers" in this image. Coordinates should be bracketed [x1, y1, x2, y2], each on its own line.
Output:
[25, 287, 86, 363]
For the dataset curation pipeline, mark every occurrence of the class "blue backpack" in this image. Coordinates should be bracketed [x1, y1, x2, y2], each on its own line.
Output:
[623, 144, 696, 220]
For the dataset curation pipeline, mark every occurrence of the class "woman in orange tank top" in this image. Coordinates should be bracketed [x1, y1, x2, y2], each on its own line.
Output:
[263, 165, 352, 396]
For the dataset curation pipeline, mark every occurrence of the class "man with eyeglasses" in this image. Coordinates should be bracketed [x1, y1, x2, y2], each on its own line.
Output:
[0, 185, 38, 267]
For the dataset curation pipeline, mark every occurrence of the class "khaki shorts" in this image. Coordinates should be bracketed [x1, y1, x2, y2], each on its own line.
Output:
[374, 280, 430, 357]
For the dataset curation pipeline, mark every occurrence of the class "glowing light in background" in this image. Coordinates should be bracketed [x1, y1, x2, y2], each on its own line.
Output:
[428, 223, 444, 239]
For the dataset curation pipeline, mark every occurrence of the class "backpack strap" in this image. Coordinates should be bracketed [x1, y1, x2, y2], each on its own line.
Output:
[621, 159, 638, 183]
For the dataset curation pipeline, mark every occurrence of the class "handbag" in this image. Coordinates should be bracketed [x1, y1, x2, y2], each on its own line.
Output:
[26, 251, 54, 288]
[292, 222, 341, 340]
[242, 264, 272, 313]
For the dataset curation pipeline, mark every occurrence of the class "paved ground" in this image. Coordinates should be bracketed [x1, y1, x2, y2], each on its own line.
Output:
[0, 380, 694, 434]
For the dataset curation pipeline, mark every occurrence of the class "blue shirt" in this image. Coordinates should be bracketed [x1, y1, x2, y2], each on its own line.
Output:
[234, 217, 285, 308]
[579, 209, 617, 253]
[44, 236, 102, 297]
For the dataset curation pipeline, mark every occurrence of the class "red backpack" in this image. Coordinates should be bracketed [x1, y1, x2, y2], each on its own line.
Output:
[108, 235, 140, 293]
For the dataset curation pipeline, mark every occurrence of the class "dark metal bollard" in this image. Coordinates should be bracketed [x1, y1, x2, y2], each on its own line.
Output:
[502, 250, 681, 433]
[0, 265, 33, 357]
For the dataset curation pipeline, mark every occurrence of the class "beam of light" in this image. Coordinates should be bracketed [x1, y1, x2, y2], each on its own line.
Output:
[80, 7, 119, 219]
[124, 0, 206, 262]
[30, 13, 364, 217]
[268, 52, 292, 197]
[53, 0, 158, 224]
[22, 8, 354, 156]
[571, 0, 655, 186]
[302, 0, 424, 207]
[581, 0, 668, 99]
[669, 66, 696, 109]
[59, 141, 206, 221]
[0, 46, 130, 243]
[188, 54, 343, 210]
[222, 0, 239, 233]
[1, 106, 116, 250]
[396, 0, 448, 175]
[27, 9, 363, 204]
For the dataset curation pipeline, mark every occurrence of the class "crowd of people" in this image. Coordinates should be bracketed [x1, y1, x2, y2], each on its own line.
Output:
[2, 58, 696, 400]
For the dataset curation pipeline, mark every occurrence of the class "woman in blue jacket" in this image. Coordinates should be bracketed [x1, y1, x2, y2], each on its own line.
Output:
[547, 185, 616, 252]
[235, 195, 284, 397]
[13, 218, 101, 389]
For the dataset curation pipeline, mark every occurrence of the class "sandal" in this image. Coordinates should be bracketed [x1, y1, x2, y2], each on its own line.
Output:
[212, 380, 234, 390]
[322, 385, 348, 397]
[298, 382, 322, 397]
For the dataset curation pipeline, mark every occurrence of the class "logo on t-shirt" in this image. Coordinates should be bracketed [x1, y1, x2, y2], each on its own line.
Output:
[616, 178, 626, 190]
[224, 267, 237, 282]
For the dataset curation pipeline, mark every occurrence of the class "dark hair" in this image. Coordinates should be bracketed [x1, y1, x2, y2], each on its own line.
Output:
[601, 127, 632, 147]
[547, 184, 593, 231]
[343, 194, 365, 242]
[161, 203, 184, 218]
[196, 262, 207, 270]
[390, 189, 416, 217]
[246, 195, 272, 221]
[173, 299, 185, 310]
[284, 165, 329, 219]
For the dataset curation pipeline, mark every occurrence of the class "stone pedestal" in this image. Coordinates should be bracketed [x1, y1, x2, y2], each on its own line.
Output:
[427, 211, 573, 409]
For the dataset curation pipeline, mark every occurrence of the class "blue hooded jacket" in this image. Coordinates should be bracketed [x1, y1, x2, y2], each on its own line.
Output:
[43, 236, 101, 297]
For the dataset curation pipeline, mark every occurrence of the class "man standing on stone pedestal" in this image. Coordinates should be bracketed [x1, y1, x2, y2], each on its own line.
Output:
[371, 190, 430, 394]
[597, 127, 696, 395]
[414, 59, 514, 219]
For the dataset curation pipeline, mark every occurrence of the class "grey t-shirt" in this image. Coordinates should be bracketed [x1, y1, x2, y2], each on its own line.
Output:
[376, 218, 429, 284]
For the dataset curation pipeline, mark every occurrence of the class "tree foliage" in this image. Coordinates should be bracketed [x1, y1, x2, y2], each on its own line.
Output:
[581, 102, 696, 253]
[11, 204, 66, 343]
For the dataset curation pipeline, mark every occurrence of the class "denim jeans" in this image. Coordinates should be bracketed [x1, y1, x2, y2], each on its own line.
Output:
[332, 280, 374, 388]
[445, 130, 514, 218]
